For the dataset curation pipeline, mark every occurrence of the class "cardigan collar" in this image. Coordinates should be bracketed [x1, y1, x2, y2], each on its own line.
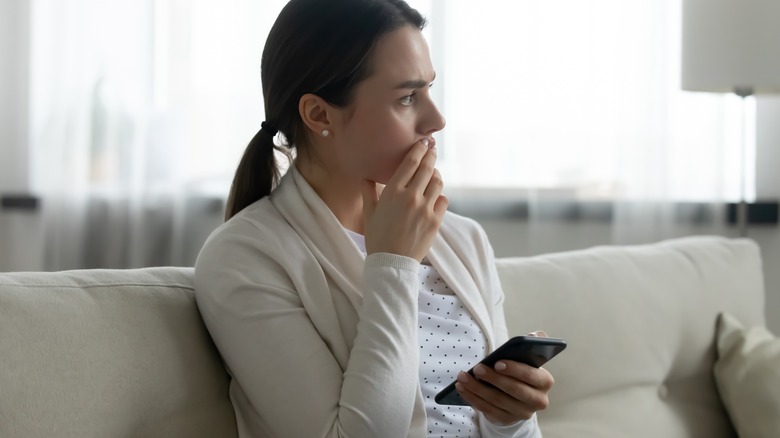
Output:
[270, 165, 495, 350]
[270, 165, 365, 312]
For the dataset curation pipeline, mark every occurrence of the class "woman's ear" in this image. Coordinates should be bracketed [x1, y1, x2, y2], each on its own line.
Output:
[299, 93, 336, 139]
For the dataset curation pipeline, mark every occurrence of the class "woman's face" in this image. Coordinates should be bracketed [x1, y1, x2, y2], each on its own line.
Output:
[330, 25, 446, 184]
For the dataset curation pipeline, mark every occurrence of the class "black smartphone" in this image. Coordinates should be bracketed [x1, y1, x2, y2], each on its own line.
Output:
[434, 335, 567, 406]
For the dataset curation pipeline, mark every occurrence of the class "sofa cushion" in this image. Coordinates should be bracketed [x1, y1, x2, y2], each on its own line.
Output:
[714, 312, 780, 438]
[0, 267, 237, 438]
[496, 236, 765, 438]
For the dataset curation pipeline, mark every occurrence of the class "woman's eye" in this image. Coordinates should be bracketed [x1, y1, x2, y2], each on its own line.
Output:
[400, 93, 416, 106]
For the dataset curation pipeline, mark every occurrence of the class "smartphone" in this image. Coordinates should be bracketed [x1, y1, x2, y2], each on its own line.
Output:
[434, 335, 567, 406]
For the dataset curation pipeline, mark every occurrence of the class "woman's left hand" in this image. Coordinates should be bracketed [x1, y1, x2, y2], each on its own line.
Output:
[454, 357, 555, 425]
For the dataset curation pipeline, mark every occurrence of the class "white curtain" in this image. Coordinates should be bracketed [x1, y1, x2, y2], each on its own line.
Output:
[430, 0, 740, 250]
[30, 0, 289, 269]
[28, 0, 740, 269]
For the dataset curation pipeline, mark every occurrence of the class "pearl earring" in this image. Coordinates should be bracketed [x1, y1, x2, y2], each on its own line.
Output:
[322, 129, 330, 137]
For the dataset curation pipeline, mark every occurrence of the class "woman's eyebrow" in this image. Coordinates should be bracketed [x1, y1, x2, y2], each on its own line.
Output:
[394, 72, 436, 89]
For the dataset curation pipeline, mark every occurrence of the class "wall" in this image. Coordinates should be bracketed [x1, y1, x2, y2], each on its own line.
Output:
[0, 0, 43, 272]
[0, 0, 29, 192]
[752, 96, 780, 334]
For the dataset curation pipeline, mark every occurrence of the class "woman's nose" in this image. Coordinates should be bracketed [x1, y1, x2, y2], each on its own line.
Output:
[423, 100, 446, 135]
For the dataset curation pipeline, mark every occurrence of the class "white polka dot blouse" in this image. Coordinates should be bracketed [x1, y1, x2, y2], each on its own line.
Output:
[345, 228, 487, 437]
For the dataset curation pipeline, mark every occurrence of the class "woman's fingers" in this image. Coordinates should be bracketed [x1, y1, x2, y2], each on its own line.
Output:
[453, 360, 553, 425]
[408, 146, 437, 193]
[528, 330, 548, 338]
[455, 372, 536, 423]
[422, 168, 443, 200]
[385, 139, 431, 191]
[433, 194, 449, 217]
[488, 360, 555, 398]
[469, 364, 549, 408]
[362, 138, 445, 261]
[455, 381, 521, 425]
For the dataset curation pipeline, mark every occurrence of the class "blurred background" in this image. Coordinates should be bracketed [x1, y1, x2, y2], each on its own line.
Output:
[2, 0, 779, 329]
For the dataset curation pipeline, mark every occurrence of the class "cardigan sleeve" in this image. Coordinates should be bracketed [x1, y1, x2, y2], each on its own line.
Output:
[194, 218, 422, 438]
[475, 224, 544, 438]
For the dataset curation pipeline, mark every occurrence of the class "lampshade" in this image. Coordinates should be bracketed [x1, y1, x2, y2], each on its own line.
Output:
[682, 0, 780, 94]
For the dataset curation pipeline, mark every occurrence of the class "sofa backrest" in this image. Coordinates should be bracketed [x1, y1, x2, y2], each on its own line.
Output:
[497, 236, 765, 438]
[1, 236, 765, 438]
[0, 267, 237, 438]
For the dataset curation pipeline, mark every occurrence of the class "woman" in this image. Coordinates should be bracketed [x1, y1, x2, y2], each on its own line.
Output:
[194, 0, 554, 436]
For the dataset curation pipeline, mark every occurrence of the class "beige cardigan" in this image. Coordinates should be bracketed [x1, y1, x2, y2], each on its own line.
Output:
[195, 166, 534, 437]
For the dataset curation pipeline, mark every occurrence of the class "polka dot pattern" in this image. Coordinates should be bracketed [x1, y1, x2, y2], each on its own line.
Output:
[418, 264, 486, 438]
[342, 229, 487, 437]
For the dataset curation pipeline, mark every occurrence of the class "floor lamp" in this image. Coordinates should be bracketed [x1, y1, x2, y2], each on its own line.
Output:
[681, 0, 780, 237]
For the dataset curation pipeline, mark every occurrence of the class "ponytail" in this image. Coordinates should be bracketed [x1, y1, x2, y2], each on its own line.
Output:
[224, 128, 288, 220]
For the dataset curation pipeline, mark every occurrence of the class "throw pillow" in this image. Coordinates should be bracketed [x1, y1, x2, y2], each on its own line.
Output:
[713, 312, 780, 438]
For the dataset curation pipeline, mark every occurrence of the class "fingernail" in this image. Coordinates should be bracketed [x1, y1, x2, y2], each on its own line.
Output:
[457, 371, 470, 383]
[473, 364, 487, 376]
[422, 139, 429, 147]
[495, 361, 507, 371]
[455, 382, 464, 392]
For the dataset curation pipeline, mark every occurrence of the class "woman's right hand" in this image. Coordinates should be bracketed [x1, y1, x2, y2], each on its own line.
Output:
[361, 138, 448, 262]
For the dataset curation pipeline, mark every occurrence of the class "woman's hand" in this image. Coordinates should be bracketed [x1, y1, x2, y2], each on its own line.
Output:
[455, 332, 556, 425]
[361, 138, 448, 262]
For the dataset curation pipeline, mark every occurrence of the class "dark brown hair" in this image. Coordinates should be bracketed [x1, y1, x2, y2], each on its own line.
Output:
[225, 0, 426, 220]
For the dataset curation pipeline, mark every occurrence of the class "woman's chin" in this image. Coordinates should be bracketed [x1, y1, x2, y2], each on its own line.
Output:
[373, 160, 409, 185]
[360, 169, 393, 186]
[364, 176, 390, 186]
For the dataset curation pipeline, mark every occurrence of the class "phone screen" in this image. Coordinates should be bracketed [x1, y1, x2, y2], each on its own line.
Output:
[434, 336, 566, 406]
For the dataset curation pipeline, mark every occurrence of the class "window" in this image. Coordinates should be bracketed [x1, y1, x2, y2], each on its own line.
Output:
[424, 0, 746, 202]
[30, 0, 747, 203]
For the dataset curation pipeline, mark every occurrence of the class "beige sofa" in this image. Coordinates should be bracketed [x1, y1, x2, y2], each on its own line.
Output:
[0, 236, 771, 437]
